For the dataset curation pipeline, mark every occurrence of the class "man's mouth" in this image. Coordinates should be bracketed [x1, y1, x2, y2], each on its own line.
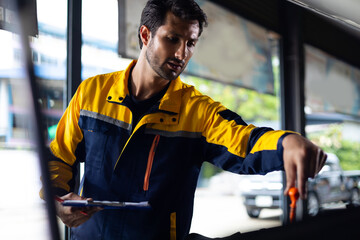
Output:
[167, 61, 183, 71]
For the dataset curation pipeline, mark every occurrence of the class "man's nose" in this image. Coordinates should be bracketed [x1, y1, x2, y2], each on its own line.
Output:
[175, 43, 187, 61]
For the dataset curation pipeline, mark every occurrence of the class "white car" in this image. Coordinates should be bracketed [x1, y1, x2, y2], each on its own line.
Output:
[241, 153, 360, 218]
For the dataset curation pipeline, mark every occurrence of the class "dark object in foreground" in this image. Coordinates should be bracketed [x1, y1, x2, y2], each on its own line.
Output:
[186, 205, 360, 240]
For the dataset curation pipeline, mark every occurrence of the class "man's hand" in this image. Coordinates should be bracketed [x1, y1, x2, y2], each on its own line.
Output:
[55, 192, 102, 228]
[282, 134, 327, 199]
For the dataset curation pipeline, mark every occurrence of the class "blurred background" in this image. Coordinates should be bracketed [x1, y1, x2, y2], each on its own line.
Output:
[0, 0, 359, 239]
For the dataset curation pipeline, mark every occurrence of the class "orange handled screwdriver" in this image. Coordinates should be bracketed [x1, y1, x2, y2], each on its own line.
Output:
[288, 187, 299, 223]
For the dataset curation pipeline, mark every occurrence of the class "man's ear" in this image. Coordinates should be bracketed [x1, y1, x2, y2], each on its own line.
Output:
[139, 25, 151, 47]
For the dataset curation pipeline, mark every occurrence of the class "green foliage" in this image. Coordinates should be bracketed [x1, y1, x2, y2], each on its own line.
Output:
[308, 124, 360, 171]
[182, 75, 279, 123]
[337, 140, 360, 170]
[200, 162, 222, 179]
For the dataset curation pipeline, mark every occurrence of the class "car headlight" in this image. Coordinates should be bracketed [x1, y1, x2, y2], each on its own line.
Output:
[240, 180, 264, 192]
[266, 182, 283, 190]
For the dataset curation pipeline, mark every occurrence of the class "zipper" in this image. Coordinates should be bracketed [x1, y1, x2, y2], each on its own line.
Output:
[113, 117, 146, 171]
[143, 134, 160, 191]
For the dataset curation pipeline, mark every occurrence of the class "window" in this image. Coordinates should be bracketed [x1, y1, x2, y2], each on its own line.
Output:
[305, 45, 360, 214]
[82, 0, 132, 80]
[0, 0, 68, 239]
[179, 2, 283, 237]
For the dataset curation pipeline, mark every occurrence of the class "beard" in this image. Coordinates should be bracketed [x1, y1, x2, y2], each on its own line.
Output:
[145, 40, 185, 81]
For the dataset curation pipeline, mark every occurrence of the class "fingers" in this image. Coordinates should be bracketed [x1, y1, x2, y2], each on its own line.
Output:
[56, 193, 102, 228]
[295, 146, 323, 199]
[283, 158, 307, 199]
[283, 164, 296, 196]
[74, 206, 103, 216]
[68, 205, 104, 227]
[62, 206, 102, 227]
[294, 147, 326, 199]
[315, 149, 327, 175]
[84, 207, 102, 215]
[284, 166, 307, 199]
[282, 134, 326, 199]
[296, 168, 308, 199]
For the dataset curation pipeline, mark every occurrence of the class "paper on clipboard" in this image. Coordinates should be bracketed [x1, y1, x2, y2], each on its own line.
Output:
[62, 200, 151, 209]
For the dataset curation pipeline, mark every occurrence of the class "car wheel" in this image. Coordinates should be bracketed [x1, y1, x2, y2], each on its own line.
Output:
[350, 188, 360, 205]
[307, 192, 320, 217]
[246, 207, 261, 218]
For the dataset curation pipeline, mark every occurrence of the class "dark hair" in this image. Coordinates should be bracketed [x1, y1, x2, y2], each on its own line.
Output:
[138, 0, 208, 49]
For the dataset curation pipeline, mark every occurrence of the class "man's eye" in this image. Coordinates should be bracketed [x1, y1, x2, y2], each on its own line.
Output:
[187, 41, 196, 47]
[167, 37, 178, 43]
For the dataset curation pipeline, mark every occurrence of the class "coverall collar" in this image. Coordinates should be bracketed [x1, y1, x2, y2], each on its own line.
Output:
[108, 60, 182, 114]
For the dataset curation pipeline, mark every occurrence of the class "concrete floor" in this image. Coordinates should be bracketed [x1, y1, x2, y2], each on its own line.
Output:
[190, 188, 282, 238]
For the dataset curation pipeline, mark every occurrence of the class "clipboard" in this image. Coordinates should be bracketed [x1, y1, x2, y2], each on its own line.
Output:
[61, 200, 151, 209]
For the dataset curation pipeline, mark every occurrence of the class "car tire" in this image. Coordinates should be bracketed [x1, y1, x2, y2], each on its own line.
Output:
[246, 207, 261, 218]
[307, 192, 320, 217]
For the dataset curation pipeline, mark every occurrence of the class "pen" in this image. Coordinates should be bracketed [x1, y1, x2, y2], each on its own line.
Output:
[54, 196, 89, 216]
[54, 196, 64, 203]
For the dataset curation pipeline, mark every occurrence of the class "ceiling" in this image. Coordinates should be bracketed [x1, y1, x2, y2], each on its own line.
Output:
[293, 0, 360, 29]
[208, 0, 360, 69]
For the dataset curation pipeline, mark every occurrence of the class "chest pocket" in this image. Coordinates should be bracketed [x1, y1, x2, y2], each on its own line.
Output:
[79, 115, 128, 171]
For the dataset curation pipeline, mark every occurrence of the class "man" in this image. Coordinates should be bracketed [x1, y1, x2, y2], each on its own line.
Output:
[40, 0, 326, 239]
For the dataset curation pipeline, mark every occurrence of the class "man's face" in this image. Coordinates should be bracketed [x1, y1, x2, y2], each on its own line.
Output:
[145, 12, 200, 81]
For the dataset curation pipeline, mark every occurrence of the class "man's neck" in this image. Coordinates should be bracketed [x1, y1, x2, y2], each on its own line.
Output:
[130, 58, 170, 101]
